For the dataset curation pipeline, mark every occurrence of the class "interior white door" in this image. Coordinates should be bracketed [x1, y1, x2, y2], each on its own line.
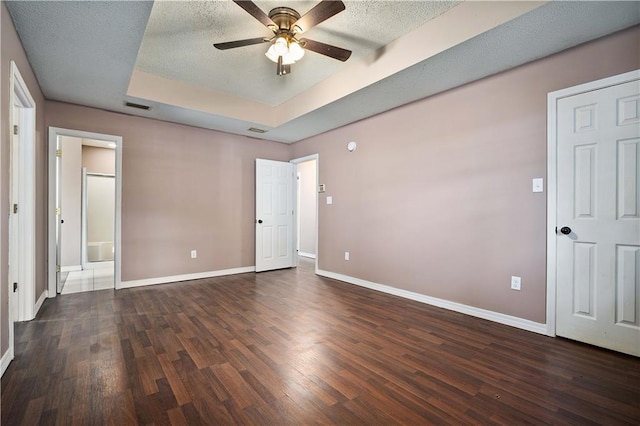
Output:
[255, 159, 295, 272]
[556, 78, 640, 356]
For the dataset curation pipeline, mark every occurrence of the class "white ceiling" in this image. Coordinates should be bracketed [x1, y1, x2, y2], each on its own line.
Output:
[6, 1, 640, 143]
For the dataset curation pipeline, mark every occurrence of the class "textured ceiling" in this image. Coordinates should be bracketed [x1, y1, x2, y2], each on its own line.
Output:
[6, 1, 640, 143]
[136, 1, 460, 105]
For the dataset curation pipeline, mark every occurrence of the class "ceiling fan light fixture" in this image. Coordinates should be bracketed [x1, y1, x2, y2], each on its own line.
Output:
[219, 1, 351, 76]
[265, 44, 279, 62]
[289, 41, 305, 61]
[273, 37, 288, 55]
[282, 52, 296, 65]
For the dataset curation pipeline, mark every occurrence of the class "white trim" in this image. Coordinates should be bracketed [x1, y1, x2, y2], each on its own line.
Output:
[48, 127, 123, 295]
[120, 266, 256, 289]
[10, 61, 36, 323]
[545, 69, 640, 338]
[318, 269, 548, 335]
[0, 345, 14, 378]
[81, 167, 88, 270]
[61, 265, 82, 273]
[298, 252, 316, 259]
[34, 290, 48, 316]
[290, 154, 319, 275]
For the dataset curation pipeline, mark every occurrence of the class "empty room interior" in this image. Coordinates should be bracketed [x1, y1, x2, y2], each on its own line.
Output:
[1, 1, 639, 424]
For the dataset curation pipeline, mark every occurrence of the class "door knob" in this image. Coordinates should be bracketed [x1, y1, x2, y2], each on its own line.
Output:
[560, 226, 571, 235]
[257, 219, 263, 224]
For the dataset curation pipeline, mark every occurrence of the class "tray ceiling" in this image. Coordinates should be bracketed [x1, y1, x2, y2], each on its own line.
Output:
[6, 1, 640, 143]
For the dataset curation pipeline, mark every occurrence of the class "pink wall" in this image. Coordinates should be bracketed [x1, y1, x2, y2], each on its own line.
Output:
[82, 145, 116, 175]
[1, 2, 47, 358]
[292, 26, 640, 323]
[45, 102, 290, 281]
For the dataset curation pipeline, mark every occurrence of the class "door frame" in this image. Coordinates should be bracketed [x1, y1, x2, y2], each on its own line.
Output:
[47, 127, 123, 294]
[9, 61, 37, 326]
[546, 69, 640, 337]
[290, 154, 319, 274]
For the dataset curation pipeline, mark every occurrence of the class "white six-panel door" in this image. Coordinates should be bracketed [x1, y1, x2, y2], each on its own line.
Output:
[556, 78, 640, 356]
[255, 159, 295, 272]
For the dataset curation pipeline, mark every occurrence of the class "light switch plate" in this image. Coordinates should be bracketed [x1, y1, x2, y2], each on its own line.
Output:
[326, 196, 333, 205]
[532, 178, 544, 193]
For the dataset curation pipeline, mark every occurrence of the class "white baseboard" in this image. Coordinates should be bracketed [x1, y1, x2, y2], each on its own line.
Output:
[317, 269, 547, 335]
[0, 347, 14, 378]
[298, 252, 316, 259]
[34, 290, 48, 316]
[61, 265, 82, 272]
[121, 266, 256, 289]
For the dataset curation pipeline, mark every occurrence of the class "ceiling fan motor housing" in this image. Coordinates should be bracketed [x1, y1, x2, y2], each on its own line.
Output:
[268, 7, 301, 32]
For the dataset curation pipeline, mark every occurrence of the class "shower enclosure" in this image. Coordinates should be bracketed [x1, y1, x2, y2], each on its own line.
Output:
[82, 169, 115, 266]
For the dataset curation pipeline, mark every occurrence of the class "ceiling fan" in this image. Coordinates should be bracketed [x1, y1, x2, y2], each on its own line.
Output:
[214, 0, 352, 76]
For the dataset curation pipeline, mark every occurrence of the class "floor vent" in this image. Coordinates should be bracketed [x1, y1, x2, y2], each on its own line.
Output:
[124, 101, 151, 111]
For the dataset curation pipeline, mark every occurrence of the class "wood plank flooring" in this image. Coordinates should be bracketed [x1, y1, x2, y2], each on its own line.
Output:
[2, 259, 639, 425]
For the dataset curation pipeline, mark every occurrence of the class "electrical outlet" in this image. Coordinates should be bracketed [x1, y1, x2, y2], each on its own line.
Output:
[191, 250, 197, 259]
[511, 276, 521, 291]
[532, 178, 544, 193]
[344, 251, 350, 261]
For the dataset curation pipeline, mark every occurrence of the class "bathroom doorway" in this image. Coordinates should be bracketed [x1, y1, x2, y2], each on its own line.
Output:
[48, 128, 122, 295]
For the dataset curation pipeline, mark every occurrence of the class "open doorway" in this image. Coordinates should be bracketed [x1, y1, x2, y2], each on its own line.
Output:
[48, 128, 122, 296]
[291, 155, 319, 272]
[58, 137, 116, 294]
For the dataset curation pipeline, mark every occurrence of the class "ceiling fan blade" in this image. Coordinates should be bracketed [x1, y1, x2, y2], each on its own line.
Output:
[232, 0, 277, 30]
[292, 0, 345, 34]
[214, 37, 269, 50]
[302, 38, 351, 62]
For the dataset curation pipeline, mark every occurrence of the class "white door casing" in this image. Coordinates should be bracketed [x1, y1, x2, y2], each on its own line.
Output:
[551, 71, 640, 356]
[255, 159, 295, 272]
[9, 62, 36, 324]
[55, 137, 62, 293]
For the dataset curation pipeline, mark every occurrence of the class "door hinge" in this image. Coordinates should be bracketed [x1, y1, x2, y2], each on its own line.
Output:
[56, 265, 61, 273]
[13, 125, 18, 135]
[13, 204, 18, 214]
[56, 149, 62, 158]
[13, 282, 17, 292]
[56, 207, 61, 216]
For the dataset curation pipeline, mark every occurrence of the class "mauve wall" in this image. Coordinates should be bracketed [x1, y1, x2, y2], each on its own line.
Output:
[45, 102, 290, 282]
[1, 3, 47, 358]
[291, 26, 640, 324]
[83, 145, 115, 175]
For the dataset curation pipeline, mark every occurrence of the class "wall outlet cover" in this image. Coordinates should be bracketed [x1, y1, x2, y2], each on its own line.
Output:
[511, 276, 521, 290]
[532, 178, 544, 193]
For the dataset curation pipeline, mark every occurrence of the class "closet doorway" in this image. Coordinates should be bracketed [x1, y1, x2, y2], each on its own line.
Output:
[291, 154, 319, 271]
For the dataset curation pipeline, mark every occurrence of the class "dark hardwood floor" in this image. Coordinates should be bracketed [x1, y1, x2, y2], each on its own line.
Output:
[2, 258, 639, 425]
